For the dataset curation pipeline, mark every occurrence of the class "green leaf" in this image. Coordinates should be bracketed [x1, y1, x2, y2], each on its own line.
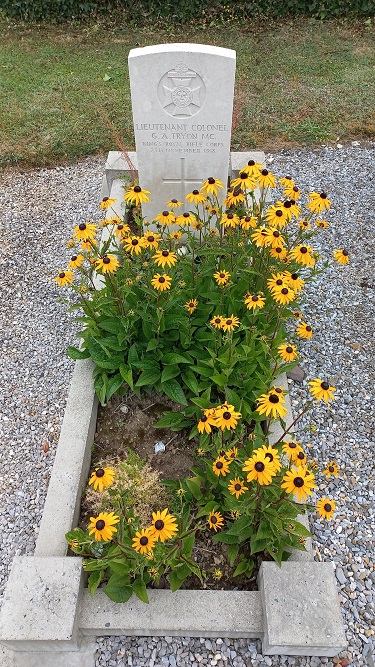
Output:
[168, 570, 185, 592]
[233, 560, 249, 577]
[196, 501, 218, 518]
[119, 364, 133, 390]
[98, 319, 122, 334]
[154, 412, 184, 428]
[65, 527, 87, 544]
[133, 577, 149, 604]
[161, 364, 180, 382]
[161, 379, 188, 405]
[181, 371, 199, 395]
[103, 574, 133, 603]
[227, 543, 239, 566]
[162, 352, 192, 365]
[181, 532, 195, 558]
[185, 478, 203, 500]
[212, 532, 238, 544]
[128, 343, 139, 366]
[285, 520, 311, 538]
[106, 373, 124, 401]
[66, 346, 90, 360]
[146, 338, 159, 351]
[88, 570, 103, 596]
[135, 368, 161, 387]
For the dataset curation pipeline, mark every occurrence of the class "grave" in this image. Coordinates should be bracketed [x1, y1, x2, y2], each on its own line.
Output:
[128, 44, 236, 221]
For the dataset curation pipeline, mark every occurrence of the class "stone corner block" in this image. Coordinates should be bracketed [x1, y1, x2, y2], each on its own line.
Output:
[258, 561, 347, 656]
[0, 557, 83, 653]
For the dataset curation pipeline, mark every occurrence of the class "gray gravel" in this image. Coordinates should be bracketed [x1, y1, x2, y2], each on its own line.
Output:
[0, 145, 374, 667]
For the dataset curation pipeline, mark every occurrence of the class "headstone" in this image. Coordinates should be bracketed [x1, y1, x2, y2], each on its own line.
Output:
[128, 44, 236, 223]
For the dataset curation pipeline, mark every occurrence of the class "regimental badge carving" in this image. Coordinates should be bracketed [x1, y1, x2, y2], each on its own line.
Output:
[157, 62, 205, 118]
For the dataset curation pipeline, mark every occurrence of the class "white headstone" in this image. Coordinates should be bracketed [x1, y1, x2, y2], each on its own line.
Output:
[128, 44, 236, 223]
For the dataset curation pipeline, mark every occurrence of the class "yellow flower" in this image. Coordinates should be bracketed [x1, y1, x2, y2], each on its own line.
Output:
[212, 568, 223, 580]
[96, 254, 120, 274]
[213, 269, 231, 286]
[220, 212, 240, 228]
[323, 461, 339, 478]
[88, 467, 115, 492]
[73, 222, 97, 243]
[240, 215, 257, 230]
[53, 270, 74, 287]
[256, 387, 287, 420]
[333, 249, 350, 265]
[167, 198, 183, 209]
[154, 210, 176, 226]
[208, 511, 224, 532]
[316, 497, 336, 520]
[150, 508, 179, 542]
[168, 230, 183, 240]
[264, 228, 285, 249]
[123, 236, 147, 255]
[243, 450, 275, 486]
[265, 205, 289, 229]
[99, 196, 116, 210]
[257, 168, 276, 189]
[230, 172, 257, 191]
[201, 177, 224, 197]
[114, 223, 131, 239]
[241, 159, 264, 176]
[281, 467, 316, 502]
[88, 512, 120, 542]
[210, 314, 225, 329]
[296, 321, 313, 339]
[282, 440, 302, 458]
[68, 254, 84, 269]
[272, 285, 296, 306]
[279, 176, 295, 187]
[269, 246, 288, 260]
[224, 189, 246, 207]
[284, 271, 305, 292]
[291, 448, 308, 468]
[132, 527, 157, 554]
[142, 232, 161, 249]
[212, 456, 231, 476]
[124, 185, 151, 207]
[225, 446, 238, 460]
[185, 299, 198, 314]
[176, 211, 196, 226]
[228, 478, 248, 499]
[308, 378, 336, 402]
[244, 294, 266, 310]
[221, 315, 240, 332]
[298, 219, 311, 231]
[151, 273, 172, 291]
[289, 244, 316, 267]
[307, 191, 332, 214]
[214, 404, 241, 431]
[257, 444, 282, 473]
[283, 184, 301, 200]
[186, 190, 207, 205]
[153, 249, 178, 269]
[316, 218, 329, 229]
[251, 227, 269, 247]
[278, 343, 298, 362]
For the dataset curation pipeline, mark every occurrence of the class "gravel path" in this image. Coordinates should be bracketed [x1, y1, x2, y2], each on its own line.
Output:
[0, 146, 374, 667]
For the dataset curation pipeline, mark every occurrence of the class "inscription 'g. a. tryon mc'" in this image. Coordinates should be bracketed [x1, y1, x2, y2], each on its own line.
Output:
[128, 44, 236, 223]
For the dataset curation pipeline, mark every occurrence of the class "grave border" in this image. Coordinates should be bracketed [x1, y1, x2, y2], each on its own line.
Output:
[0, 152, 346, 665]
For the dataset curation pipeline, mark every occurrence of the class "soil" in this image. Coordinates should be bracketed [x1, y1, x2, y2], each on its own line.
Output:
[82, 390, 261, 591]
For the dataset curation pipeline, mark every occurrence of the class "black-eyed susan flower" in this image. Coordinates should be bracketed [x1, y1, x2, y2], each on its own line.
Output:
[256, 387, 287, 420]
[96, 254, 120, 274]
[228, 478, 248, 499]
[210, 314, 225, 329]
[264, 227, 285, 249]
[212, 569, 223, 580]
[307, 191, 332, 214]
[151, 273, 172, 291]
[176, 211, 196, 226]
[88, 467, 115, 492]
[244, 293, 266, 310]
[148, 567, 159, 579]
[66, 239, 75, 249]
[54, 270, 74, 287]
[293, 310, 303, 320]
[278, 343, 298, 362]
[269, 246, 288, 260]
[296, 321, 313, 339]
[224, 189, 246, 207]
[213, 269, 231, 286]
[323, 461, 339, 478]
[231, 172, 257, 191]
[221, 315, 240, 332]
[333, 249, 350, 265]
[308, 378, 336, 402]
[208, 511, 224, 532]
[291, 448, 308, 468]
[154, 210, 176, 226]
[241, 159, 264, 176]
[185, 298, 198, 314]
[240, 215, 257, 230]
[265, 205, 289, 229]
[243, 450, 275, 486]
[283, 184, 301, 201]
[257, 168, 276, 189]
[212, 456, 231, 476]
[279, 176, 295, 188]
[124, 185, 151, 207]
[316, 497, 336, 520]
[316, 218, 329, 229]
[285, 272, 305, 292]
[225, 446, 238, 460]
[275, 199, 294, 221]
[267, 272, 288, 292]
[258, 444, 282, 473]
[298, 219, 311, 231]
[167, 198, 183, 209]
[215, 404, 242, 431]
[272, 286, 296, 306]
[150, 509, 178, 542]
[132, 527, 157, 554]
[282, 440, 302, 458]
[197, 413, 212, 434]
[201, 177, 224, 197]
[289, 244, 316, 267]
[142, 232, 161, 249]
[186, 190, 207, 205]
[168, 230, 183, 240]
[123, 236, 147, 255]
[220, 212, 240, 228]
[251, 227, 269, 247]
[88, 512, 120, 542]
[152, 249, 178, 269]
[73, 222, 97, 243]
[99, 196, 116, 210]
[191, 219, 203, 231]
[114, 223, 131, 239]
[68, 254, 84, 269]
[281, 467, 316, 502]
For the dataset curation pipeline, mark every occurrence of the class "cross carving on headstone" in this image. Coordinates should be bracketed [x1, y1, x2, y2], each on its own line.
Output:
[162, 157, 202, 207]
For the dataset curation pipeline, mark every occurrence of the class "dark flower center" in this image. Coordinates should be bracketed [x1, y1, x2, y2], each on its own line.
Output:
[59, 272, 65, 278]
[294, 477, 304, 488]
[276, 279, 283, 285]
[132, 239, 139, 245]
[216, 461, 223, 469]
[162, 250, 169, 257]
[171, 199, 177, 203]
[192, 190, 199, 195]
[102, 197, 109, 202]
[275, 247, 282, 253]
[234, 484, 241, 491]
[255, 462, 265, 472]
[215, 318, 221, 324]
[159, 277, 165, 283]
[273, 231, 280, 239]
[134, 186, 141, 193]
[211, 515, 217, 524]
[306, 326, 312, 331]
[201, 415, 208, 422]
[289, 442, 297, 449]
[183, 212, 190, 217]
[79, 223, 86, 230]
[208, 177, 215, 184]
[329, 465, 334, 472]
[300, 247, 308, 253]
[227, 213, 234, 219]
[148, 235, 155, 242]
[71, 255, 77, 262]
[248, 160, 255, 166]
[276, 210, 283, 217]
[220, 272, 225, 278]
[324, 503, 332, 512]
[189, 302, 194, 307]
[343, 250, 348, 256]
[269, 394, 279, 404]
[291, 274, 298, 280]
[154, 520, 164, 531]
[96, 520, 105, 530]
[281, 288, 288, 294]
[163, 211, 169, 216]
[240, 172, 247, 179]
[297, 452, 305, 460]
[320, 192, 327, 199]
[290, 199, 296, 205]
[284, 201, 292, 208]
[95, 468, 105, 477]
[265, 453, 274, 461]
[244, 216, 251, 222]
[226, 320, 232, 325]
[275, 387, 283, 393]
[223, 412, 231, 420]
[286, 346, 293, 353]
[321, 382, 330, 390]
[261, 169, 268, 176]
[140, 536, 149, 546]
[118, 224, 123, 230]
[103, 256, 110, 264]
[252, 296, 259, 301]
[293, 186, 299, 193]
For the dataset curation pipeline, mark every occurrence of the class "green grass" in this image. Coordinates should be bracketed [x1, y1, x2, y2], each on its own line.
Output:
[0, 17, 374, 167]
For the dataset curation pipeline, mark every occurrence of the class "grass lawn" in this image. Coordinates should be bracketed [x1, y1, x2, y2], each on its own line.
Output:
[0, 17, 374, 167]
